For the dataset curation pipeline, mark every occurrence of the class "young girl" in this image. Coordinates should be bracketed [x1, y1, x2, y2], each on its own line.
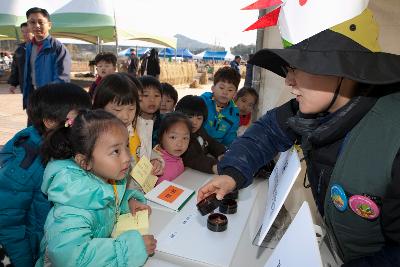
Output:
[175, 95, 226, 174]
[155, 112, 191, 185]
[92, 73, 164, 180]
[36, 110, 156, 267]
[234, 87, 259, 136]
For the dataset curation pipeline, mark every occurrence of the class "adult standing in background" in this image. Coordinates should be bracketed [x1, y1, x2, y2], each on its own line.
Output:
[145, 48, 161, 79]
[139, 51, 149, 76]
[23, 7, 71, 113]
[128, 48, 139, 77]
[230, 55, 241, 75]
[8, 22, 33, 94]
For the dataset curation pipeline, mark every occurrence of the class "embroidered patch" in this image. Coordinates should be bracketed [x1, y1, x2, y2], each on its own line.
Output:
[330, 184, 348, 212]
[349, 195, 380, 220]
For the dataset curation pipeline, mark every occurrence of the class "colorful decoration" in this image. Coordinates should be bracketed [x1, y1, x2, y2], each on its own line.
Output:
[242, 0, 369, 45]
[330, 184, 348, 212]
[349, 195, 380, 220]
[242, 0, 282, 11]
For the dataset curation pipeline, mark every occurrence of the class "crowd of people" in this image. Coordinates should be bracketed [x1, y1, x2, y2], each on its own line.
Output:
[0, 4, 399, 267]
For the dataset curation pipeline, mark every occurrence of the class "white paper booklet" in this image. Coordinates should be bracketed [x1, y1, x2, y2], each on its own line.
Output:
[264, 202, 323, 267]
[145, 180, 194, 211]
[257, 148, 301, 245]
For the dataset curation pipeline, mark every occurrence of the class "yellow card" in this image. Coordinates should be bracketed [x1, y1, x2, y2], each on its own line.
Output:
[111, 210, 149, 237]
[141, 174, 159, 193]
[130, 156, 157, 193]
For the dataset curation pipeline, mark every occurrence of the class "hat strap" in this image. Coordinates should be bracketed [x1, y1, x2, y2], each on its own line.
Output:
[324, 78, 343, 113]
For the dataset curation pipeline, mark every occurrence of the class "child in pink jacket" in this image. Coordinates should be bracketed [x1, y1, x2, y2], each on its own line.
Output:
[155, 112, 191, 184]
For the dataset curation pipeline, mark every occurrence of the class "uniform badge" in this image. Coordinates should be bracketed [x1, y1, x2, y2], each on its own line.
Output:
[330, 184, 348, 212]
[349, 195, 380, 220]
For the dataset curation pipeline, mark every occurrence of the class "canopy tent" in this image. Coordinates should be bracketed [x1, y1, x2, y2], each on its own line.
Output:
[224, 51, 235, 61]
[50, 0, 176, 48]
[118, 47, 150, 57]
[193, 51, 234, 61]
[0, 0, 59, 41]
[158, 48, 193, 59]
[0, 0, 177, 49]
[0, 1, 31, 41]
[193, 51, 205, 60]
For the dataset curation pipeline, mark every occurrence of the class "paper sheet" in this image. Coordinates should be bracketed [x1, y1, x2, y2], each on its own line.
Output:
[130, 156, 158, 193]
[112, 210, 149, 237]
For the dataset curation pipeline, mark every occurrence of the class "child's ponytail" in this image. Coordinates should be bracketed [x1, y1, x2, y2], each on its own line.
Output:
[41, 109, 89, 164]
[41, 120, 74, 164]
[41, 109, 126, 165]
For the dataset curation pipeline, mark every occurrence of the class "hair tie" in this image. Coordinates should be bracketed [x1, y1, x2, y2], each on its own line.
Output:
[65, 118, 74, 128]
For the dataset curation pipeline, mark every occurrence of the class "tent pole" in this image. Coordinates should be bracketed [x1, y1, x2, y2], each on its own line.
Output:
[113, 6, 119, 70]
[14, 27, 20, 43]
[96, 36, 100, 54]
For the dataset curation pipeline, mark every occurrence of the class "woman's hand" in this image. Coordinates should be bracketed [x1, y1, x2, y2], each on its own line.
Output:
[197, 175, 236, 202]
[150, 159, 163, 176]
[128, 199, 152, 216]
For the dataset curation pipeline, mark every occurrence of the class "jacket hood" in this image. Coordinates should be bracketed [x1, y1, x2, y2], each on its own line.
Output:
[42, 159, 121, 210]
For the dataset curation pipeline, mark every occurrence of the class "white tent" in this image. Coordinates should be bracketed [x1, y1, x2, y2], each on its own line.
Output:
[193, 51, 206, 60]
[0, 0, 53, 41]
[193, 51, 235, 61]
[224, 51, 235, 61]
[50, 0, 177, 48]
[0, 0, 177, 48]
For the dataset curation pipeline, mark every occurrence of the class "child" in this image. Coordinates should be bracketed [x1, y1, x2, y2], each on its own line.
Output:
[155, 112, 191, 184]
[92, 73, 163, 178]
[36, 110, 156, 266]
[160, 82, 178, 114]
[234, 87, 259, 136]
[88, 52, 117, 98]
[201, 66, 241, 146]
[176, 95, 225, 174]
[137, 75, 163, 154]
[0, 83, 91, 267]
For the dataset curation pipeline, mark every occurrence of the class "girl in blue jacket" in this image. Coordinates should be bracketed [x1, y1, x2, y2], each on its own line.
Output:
[36, 110, 156, 267]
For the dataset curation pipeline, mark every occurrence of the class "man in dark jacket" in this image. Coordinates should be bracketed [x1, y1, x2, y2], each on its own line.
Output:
[230, 55, 241, 75]
[128, 49, 139, 77]
[244, 53, 254, 87]
[8, 23, 33, 94]
[23, 7, 71, 111]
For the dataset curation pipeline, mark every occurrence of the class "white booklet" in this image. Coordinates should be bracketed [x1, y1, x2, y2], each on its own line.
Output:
[257, 148, 301, 246]
[145, 180, 195, 211]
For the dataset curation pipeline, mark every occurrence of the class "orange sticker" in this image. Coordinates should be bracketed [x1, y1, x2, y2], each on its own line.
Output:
[158, 185, 184, 203]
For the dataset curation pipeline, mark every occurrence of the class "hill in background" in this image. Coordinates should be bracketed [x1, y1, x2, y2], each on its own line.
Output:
[174, 34, 225, 53]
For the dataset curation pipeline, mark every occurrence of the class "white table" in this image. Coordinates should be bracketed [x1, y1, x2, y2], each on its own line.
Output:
[145, 168, 274, 267]
[145, 168, 339, 267]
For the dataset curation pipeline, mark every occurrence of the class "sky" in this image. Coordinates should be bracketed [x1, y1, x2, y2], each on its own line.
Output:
[114, 0, 259, 49]
[43, 0, 259, 50]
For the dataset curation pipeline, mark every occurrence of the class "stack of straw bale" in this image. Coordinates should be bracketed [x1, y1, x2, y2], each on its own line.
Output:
[160, 61, 196, 85]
